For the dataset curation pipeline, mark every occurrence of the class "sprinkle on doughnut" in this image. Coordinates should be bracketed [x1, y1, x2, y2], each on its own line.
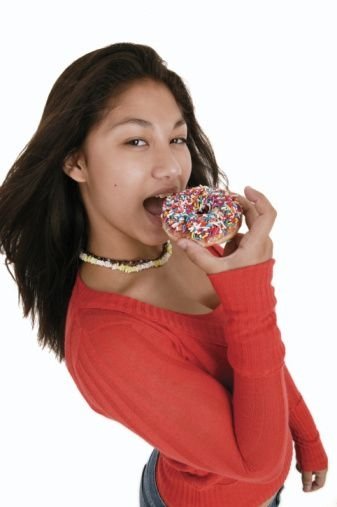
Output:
[160, 185, 243, 247]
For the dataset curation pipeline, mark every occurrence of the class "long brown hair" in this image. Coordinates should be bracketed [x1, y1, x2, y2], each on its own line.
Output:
[0, 42, 229, 362]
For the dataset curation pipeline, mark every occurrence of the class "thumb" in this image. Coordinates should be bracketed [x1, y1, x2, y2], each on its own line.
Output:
[175, 238, 222, 274]
[301, 471, 313, 492]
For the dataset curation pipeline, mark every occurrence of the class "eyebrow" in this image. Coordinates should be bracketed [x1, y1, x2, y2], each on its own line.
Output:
[109, 117, 187, 130]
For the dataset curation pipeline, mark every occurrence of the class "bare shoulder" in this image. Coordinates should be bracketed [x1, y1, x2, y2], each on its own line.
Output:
[78, 243, 222, 314]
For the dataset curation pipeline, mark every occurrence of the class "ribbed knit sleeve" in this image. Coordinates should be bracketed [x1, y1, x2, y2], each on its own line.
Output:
[284, 366, 328, 472]
[207, 259, 289, 480]
[208, 245, 328, 474]
[207, 259, 285, 377]
[68, 258, 290, 485]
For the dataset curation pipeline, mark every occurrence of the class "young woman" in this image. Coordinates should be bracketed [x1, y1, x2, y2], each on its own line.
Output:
[0, 42, 328, 506]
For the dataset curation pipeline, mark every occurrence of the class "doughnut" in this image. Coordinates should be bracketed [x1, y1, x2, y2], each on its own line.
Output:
[160, 185, 243, 247]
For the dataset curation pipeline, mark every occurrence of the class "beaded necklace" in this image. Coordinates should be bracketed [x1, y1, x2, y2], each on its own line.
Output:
[79, 240, 172, 273]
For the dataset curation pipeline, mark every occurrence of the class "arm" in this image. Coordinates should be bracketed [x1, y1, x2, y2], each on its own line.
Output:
[69, 259, 289, 486]
[284, 366, 328, 472]
[210, 242, 328, 473]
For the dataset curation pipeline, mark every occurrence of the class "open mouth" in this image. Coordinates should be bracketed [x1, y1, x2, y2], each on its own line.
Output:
[143, 196, 166, 217]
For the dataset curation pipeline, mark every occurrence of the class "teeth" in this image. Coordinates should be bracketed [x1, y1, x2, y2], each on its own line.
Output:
[155, 193, 171, 198]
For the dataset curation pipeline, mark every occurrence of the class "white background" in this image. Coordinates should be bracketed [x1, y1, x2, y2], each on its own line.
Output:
[0, 1, 336, 506]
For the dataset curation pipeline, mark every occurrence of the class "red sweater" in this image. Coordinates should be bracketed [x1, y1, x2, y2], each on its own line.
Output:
[65, 245, 328, 507]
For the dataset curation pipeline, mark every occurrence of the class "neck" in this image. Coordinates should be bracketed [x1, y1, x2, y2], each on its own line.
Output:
[85, 245, 166, 262]
[85, 240, 165, 262]
[78, 242, 186, 293]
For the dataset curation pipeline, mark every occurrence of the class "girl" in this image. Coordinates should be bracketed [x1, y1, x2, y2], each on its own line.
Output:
[0, 42, 328, 506]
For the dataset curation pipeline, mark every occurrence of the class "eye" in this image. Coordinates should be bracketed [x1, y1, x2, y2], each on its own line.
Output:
[126, 137, 188, 147]
[126, 139, 146, 147]
[171, 137, 188, 144]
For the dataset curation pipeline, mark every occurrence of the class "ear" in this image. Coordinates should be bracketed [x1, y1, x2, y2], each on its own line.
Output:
[63, 149, 87, 183]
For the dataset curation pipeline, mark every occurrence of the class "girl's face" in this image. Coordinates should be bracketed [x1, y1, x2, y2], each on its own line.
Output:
[64, 78, 192, 258]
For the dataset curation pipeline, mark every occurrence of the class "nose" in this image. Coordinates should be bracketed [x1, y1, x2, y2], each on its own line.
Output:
[151, 143, 183, 179]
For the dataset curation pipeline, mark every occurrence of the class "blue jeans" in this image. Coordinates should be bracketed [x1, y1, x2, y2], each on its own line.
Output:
[139, 448, 284, 506]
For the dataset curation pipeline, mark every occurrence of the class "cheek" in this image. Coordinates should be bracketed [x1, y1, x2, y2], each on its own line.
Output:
[88, 169, 139, 212]
[90, 173, 119, 198]
[183, 149, 192, 176]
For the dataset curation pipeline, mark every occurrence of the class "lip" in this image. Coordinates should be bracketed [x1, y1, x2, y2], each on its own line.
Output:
[145, 186, 180, 199]
[145, 208, 165, 228]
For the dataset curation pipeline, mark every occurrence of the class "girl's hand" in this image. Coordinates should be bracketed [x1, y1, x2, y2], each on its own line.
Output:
[296, 463, 328, 492]
[173, 186, 277, 275]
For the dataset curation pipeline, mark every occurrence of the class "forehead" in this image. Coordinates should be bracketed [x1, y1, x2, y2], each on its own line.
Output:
[105, 79, 183, 118]
[87, 79, 187, 141]
[115, 78, 175, 102]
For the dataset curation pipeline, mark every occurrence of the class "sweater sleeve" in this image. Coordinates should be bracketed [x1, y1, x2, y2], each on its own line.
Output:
[71, 259, 289, 484]
[284, 366, 328, 471]
[208, 244, 328, 473]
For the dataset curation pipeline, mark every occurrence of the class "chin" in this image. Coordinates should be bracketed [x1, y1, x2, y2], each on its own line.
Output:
[142, 231, 170, 247]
